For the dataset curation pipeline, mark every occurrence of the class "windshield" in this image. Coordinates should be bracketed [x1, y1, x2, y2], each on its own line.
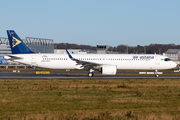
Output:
[164, 58, 171, 61]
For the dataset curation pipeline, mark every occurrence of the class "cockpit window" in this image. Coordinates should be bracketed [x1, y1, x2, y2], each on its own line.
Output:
[164, 58, 171, 61]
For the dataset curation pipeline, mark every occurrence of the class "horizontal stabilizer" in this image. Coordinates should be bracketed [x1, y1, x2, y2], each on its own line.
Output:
[4, 55, 22, 60]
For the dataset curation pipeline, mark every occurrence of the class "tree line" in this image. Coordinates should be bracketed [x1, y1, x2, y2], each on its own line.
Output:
[54, 43, 180, 54]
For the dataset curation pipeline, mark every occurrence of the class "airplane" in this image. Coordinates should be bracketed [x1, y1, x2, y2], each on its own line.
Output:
[0, 56, 8, 64]
[4, 30, 177, 77]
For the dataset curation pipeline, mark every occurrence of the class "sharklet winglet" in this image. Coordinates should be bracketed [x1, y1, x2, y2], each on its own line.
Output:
[66, 49, 73, 59]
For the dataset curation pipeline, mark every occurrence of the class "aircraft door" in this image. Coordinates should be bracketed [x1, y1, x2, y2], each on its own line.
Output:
[155, 56, 160, 65]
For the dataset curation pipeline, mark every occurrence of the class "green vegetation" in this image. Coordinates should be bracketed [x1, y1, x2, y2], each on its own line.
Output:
[0, 79, 180, 119]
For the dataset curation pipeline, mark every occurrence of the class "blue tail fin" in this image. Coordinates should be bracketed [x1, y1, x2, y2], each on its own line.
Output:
[7, 30, 34, 54]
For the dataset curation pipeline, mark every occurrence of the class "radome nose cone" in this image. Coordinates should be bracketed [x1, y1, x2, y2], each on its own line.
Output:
[173, 62, 177, 68]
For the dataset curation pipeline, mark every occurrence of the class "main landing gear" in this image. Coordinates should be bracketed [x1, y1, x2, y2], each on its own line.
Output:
[88, 69, 94, 77]
[155, 70, 159, 78]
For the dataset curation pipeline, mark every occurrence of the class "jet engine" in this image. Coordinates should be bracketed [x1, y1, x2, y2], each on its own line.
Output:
[101, 65, 117, 75]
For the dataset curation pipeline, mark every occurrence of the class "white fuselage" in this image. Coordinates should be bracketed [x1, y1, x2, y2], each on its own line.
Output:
[11, 53, 177, 70]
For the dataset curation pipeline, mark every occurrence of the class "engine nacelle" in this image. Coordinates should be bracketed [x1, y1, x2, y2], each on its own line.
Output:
[101, 65, 117, 75]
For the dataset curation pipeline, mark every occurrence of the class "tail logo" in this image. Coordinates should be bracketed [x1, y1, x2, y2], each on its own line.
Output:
[12, 36, 21, 48]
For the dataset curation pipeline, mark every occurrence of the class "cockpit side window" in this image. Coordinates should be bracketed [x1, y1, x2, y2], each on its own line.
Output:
[164, 58, 171, 61]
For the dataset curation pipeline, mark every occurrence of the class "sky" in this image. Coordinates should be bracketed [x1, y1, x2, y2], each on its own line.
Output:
[0, 0, 180, 47]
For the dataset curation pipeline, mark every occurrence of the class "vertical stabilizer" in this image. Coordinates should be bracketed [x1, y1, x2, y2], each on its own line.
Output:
[7, 30, 34, 54]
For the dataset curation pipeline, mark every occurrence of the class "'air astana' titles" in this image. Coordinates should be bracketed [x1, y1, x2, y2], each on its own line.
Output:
[133, 56, 154, 59]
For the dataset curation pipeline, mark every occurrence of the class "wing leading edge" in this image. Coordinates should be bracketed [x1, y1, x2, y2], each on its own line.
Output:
[65, 49, 102, 68]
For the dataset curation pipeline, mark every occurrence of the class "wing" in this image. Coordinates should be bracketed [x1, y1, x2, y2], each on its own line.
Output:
[66, 49, 102, 68]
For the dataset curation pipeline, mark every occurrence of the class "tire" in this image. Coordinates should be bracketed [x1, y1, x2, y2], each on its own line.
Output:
[155, 74, 159, 78]
[88, 72, 94, 77]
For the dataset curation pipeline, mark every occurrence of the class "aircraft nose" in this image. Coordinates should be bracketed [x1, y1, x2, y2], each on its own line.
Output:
[172, 62, 177, 68]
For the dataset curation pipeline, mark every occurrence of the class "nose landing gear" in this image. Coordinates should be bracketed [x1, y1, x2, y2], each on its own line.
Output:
[155, 70, 159, 77]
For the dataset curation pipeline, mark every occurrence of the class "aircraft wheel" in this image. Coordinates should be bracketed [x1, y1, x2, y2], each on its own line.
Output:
[88, 72, 94, 77]
[155, 74, 159, 78]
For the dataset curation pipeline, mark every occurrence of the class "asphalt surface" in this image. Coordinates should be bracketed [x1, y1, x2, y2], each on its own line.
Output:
[0, 73, 179, 79]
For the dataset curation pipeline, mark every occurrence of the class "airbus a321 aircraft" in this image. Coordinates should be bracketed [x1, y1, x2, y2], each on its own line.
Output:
[5, 30, 177, 77]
